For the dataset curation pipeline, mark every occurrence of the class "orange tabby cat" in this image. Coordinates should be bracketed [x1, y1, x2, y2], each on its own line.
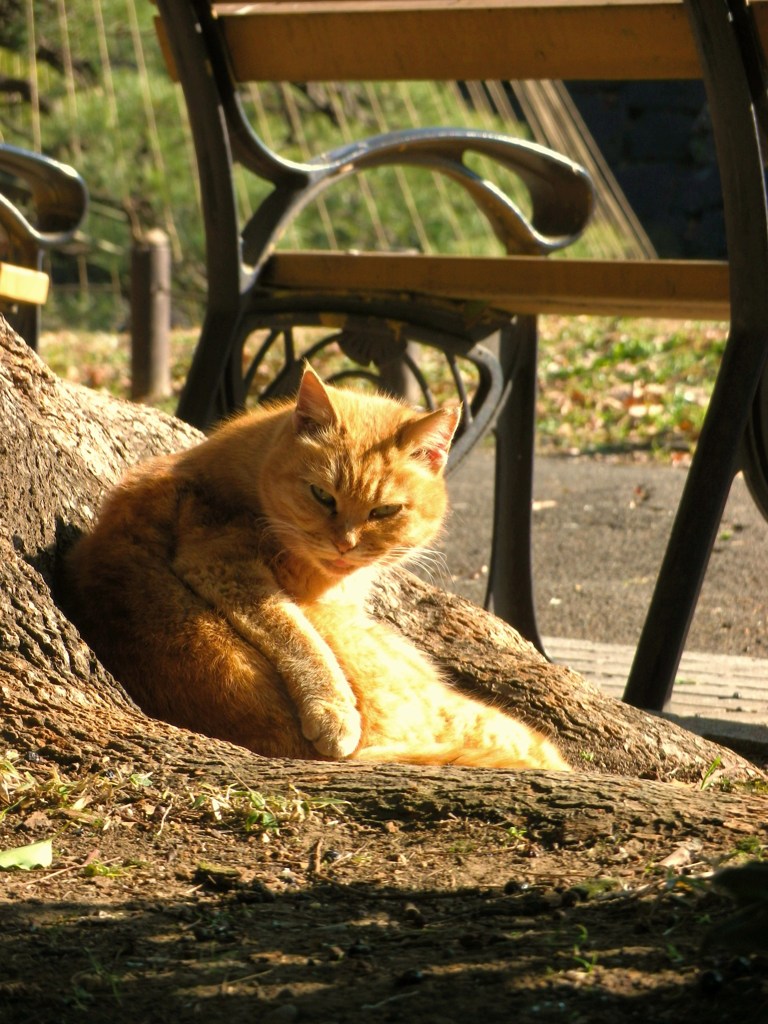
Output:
[67, 366, 569, 771]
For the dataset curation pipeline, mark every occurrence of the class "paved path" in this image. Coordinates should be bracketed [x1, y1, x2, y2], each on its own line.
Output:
[440, 450, 768, 749]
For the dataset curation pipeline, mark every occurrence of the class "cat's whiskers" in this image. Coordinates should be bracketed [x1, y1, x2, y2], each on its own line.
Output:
[380, 546, 450, 587]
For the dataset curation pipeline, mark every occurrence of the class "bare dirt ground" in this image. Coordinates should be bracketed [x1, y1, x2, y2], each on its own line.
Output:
[1, 752, 766, 1024]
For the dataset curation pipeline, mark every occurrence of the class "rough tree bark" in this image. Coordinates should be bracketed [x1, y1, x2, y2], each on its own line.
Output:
[0, 316, 765, 848]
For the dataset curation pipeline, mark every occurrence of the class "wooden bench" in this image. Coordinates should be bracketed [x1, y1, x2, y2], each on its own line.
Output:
[0, 144, 88, 349]
[0, 262, 49, 309]
[153, 0, 768, 714]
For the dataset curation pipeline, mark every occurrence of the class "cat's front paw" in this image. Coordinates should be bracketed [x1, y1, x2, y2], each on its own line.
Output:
[301, 700, 362, 759]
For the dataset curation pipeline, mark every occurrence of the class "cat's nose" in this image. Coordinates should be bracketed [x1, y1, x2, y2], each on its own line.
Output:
[333, 532, 358, 553]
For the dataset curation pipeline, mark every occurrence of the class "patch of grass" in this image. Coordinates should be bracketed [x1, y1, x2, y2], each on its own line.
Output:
[536, 315, 725, 459]
[448, 839, 478, 855]
[1, 749, 350, 843]
[503, 825, 530, 849]
[568, 878, 621, 900]
[71, 950, 125, 1008]
[700, 755, 723, 791]
[732, 835, 766, 861]
[717, 774, 768, 796]
[82, 859, 136, 879]
[187, 781, 348, 837]
[1, 751, 348, 843]
[570, 923, 599, 974]
[0, 751, 168, 833]
[665, 942, 685, 964]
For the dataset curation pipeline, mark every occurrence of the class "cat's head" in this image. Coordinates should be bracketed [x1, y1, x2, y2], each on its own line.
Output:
[262, 366, 460, 581]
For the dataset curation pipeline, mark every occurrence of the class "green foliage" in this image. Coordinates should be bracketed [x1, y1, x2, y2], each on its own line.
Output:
[0, 0, 615, 333]
[1, 1, 534, 329]
[0, 838, 53, 870]
[0, 0, 25, 54]
[700, 755, 723, 790]
[1, 0, 201, 324]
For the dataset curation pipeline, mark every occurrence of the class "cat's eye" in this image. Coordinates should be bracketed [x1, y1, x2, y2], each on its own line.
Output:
[369, 503, 402, 520]
[310, 483, 336, 510]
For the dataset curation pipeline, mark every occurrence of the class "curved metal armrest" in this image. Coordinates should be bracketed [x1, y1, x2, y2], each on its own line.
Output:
[0, 143, 88, 251]
[242, 126, 593, 269]
[319, 129, 595, 254]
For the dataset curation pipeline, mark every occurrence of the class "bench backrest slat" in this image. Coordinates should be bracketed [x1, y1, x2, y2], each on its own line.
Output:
[155, 0, 768, 82]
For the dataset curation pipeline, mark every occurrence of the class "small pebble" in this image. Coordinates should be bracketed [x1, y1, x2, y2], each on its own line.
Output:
[395, 968, 426, 986]
[347, 940, 372, 957]
[403, 902, 425, 927]
[727, 956, 753, 978]
[262, 1005, 299, 1024]
[518, 891, 559, 916]
[699, 969, 723, 995]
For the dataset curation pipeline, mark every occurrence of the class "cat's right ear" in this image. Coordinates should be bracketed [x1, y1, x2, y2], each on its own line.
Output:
[398, 406, 461, 473]
[293, 365, 337, 435]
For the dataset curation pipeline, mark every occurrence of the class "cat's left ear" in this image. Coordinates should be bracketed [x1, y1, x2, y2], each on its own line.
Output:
[398, 406, 461, 473]
[293, 365, 337, 435]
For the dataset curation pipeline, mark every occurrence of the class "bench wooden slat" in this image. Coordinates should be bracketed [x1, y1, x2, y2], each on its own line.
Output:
[261, 252, 730, 320]
[156, 0, 768, 83]
[0, 262, 49, 306]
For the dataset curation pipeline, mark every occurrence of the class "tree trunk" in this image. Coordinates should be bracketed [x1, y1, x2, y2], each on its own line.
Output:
[0, 314, 763, 844]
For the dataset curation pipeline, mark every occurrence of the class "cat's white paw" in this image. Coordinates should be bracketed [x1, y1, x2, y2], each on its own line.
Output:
[301, 700, 362, 759]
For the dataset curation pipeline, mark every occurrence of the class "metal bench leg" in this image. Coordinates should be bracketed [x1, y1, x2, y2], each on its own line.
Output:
[623, 334, 766, 708]
[624, 0, 768, 710]
[484, 315, 544, 652]
[176, 307, 245, 429]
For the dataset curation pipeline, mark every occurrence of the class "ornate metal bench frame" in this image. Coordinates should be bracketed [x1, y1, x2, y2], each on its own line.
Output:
[155, 0, 768, 715]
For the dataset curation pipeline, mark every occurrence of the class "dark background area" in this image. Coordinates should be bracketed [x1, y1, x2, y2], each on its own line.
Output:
[568, 80, 725, 258]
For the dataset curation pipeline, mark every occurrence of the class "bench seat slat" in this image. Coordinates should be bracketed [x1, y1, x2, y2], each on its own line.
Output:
[261, 252, 730, 320]
[0, 262, 50, 306]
